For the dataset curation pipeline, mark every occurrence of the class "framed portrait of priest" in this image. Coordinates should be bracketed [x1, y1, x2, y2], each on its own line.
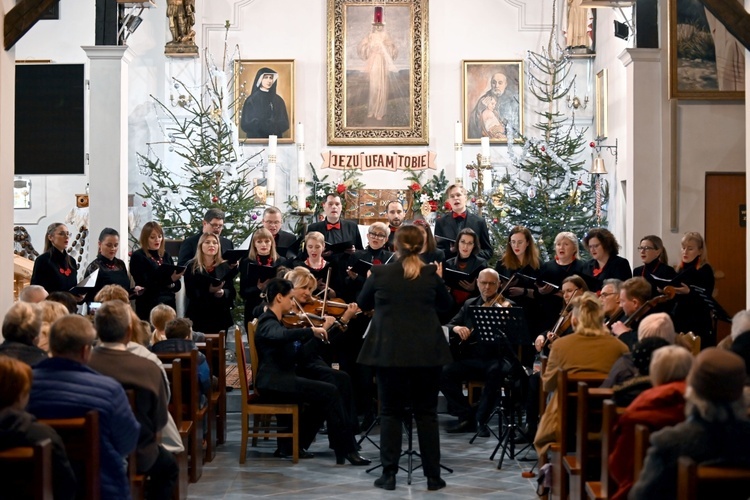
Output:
[327, 0, 429, 145]
[234, 59, 295, 144]
[462, 60, 524, 144]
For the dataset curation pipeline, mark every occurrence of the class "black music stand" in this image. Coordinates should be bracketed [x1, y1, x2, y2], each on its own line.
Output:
[468, 306, 534, 469]
[690, 285, 732, 339]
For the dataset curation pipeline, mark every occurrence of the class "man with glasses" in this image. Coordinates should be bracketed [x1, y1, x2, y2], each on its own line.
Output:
[440, 268, 515, 437]
[178, 208, 235, 266]
[262, 206, 300, 260]
[600, 279, 624, 327]
[611, 277, 653, 350]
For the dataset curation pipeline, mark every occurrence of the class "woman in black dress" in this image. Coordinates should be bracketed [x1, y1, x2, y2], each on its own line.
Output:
[184, 233, 238, 333]
[412, 219, 445, 266]
[82, 228, 140, 305]
[30, 223, 79, 296]
[357, 225, 453, 491]
[344, 221, 394, 302]
[130, 222, 183, 321]
[239, 227, 287, 328]
[444, 228, 487, 317]
[537, 231, 586, 332]
[582, 228, 632, 292]
[632, 235, 677, 297]
[495, 225, 542, 335]
[670, 232, 715, 347]
[293, 231, 340, 298]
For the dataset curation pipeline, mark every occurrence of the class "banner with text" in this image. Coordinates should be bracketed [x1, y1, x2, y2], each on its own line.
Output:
[321, 151, 437, 171]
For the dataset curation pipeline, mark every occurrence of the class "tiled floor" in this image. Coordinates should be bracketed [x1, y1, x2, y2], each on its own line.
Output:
[188, 410, 540, 499]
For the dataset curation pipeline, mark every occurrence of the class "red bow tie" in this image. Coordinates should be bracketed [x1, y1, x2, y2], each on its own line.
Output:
[453, 212, 467, 220]
[326, 222, 341, 230]
[389, 226, 398, 232]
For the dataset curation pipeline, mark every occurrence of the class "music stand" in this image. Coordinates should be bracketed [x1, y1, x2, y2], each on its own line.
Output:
[468, 306, 534, 469]
[690, 285, 732, 338]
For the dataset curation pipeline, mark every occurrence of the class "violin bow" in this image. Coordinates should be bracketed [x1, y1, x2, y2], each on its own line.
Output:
[321, 268, 332, 317]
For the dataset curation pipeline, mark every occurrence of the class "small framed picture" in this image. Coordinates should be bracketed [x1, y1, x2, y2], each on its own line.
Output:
[234, 59, 295, 144]
[462, 60, 524, 144]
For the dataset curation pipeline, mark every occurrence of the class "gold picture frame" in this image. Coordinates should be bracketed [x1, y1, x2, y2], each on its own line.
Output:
[234, 59, 295, 144]
[327, 0, 429, 145]
[668, 0, 744, 100]
[595, 68, 608, 140]
[462, 60, 523, 144]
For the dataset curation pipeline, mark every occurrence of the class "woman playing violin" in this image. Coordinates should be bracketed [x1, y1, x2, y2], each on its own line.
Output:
[253, 278, 370, 465]
[444, 228, 487, 318]
[582, 228, 632, 292]
[534, 275, 588, 354]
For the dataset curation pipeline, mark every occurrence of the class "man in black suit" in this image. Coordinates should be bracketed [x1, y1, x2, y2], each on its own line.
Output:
[434, 184, 493, 261]
[262, 206, 299, 260]
[440, 268, 516, 437]
[177, 208, 235, 266]
[305, 194, 364, 293]
[385, 200, 405, 252]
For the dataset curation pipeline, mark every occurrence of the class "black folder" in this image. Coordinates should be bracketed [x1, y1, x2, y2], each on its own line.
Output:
[69, 269, 99, 296]
[350, 259, 374, 277]
[325, 241, 355, 255]
[157, 264, 187, 278]
[222, 249, 248, 264]
[443, 267, 481, 289]
[243, 262, 278, 283]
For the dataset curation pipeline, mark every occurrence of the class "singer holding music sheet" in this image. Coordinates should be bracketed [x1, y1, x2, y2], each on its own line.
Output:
[357, 226, 453, 491]
[130, 222, 184, 321]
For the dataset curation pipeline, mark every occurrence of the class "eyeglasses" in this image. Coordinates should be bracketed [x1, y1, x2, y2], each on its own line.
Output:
[637, 246, 656, 251]
[588, 243, 601, 250]
[368, 232, 387, 239]
[599, 292, 618, 298]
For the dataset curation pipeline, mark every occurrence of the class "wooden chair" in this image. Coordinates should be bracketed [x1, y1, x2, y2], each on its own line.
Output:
[676, 332, 701, 355]
[0, 439, 54, 500]
[585, 400, 623, 500]
[195, 338, 218, 462]
[467, 380, 485, 406]
[677, 456, 750, 500]
[563, 383, 614, 500]
[155, 351, 205, 483]
[162, 360, 191, 499]
[203, 332, 228, 445]
[236, 322, 299, 464]
[124, 390, 146, 500]
[549, 370, 608, 500]
[39, 410, 100, 500]
[633, 424, 650, 483]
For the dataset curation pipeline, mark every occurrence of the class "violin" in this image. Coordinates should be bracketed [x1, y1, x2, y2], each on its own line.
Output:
[544, 289, 580, 348]
[604, 307, 626, 329]
[621, 286, 676, 329]
[281, 311, 327, 329]
[303, 297, 350, 318]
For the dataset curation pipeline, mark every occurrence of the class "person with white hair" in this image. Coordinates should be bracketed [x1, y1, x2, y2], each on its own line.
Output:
[717, 308, 750, 350]
[0, 302, 46, 366]
[608, 345, 693, 500]
[536, 231, 586, 334]
[630, 348, 750, 499]
[19, 285, 48, 303]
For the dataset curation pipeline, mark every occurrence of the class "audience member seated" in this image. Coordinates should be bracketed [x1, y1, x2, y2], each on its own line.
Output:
[630, 348, 750, 499]
[603, 312, 676, 388]
[46, 291, 79, 314]
[19, 285, 48, 303]
[88, 301, 178, 499]
[27, 314, 140, 500]
[609, 345, 693, 500]
[730, 331, 750, 403]
[37, 300, 69, 353]
[718, 309, 750, 350]
[150, 304, 177, 345]
[0, 354, 76, 500]
[151, 318, 212, 406]
[534, 293, 629, 456]
[0, 302, 47, 366]
[611, 337, 670, 407]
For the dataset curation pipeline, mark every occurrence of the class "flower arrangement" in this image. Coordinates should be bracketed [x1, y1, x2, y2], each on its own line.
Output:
[404, 168, 450, 217]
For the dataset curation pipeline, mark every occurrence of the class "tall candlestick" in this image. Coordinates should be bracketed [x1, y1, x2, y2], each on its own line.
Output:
[296, 122, 304, 144]
[454, 121, 463, 184]
[267, 135, 277, 206]
[268, 135, 277, 156]
[296, 123, 306, 210]
[481, 136, 490, 160]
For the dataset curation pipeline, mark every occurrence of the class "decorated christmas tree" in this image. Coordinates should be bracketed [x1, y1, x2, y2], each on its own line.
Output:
[138, 52, 261, 246]
[481, 6, 607, 260]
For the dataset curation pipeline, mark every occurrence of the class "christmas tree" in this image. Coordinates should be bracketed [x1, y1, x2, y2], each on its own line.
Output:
[138, 53, 261, 246]
[481, 5, 607, 260]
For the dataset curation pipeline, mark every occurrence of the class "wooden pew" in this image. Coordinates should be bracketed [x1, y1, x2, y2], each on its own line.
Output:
[677, 456, 750, 500]
[125, 390, 146, 500]
[549, 370, 608, 500]
[633, 424, 650, 484]
[203, 332, 227, 445]
[584, 400, 621, 500]
[155, 351, 206, 483]
[195, 338, 218, 462]
[39, 411, 100, 500]
[0, 439, 54, 500]
[162, 360, 191, 499]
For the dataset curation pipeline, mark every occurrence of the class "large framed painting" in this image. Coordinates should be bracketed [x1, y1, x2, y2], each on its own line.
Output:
[462, 60, 524, 144]
[668, 0, 744, 100]
[234, 59, 295, 144]
[327, 0, 429, 145]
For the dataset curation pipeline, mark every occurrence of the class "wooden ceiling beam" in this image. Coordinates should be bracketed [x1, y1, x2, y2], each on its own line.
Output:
[700, 0, 750, 52]
[4, 0, 60, 50]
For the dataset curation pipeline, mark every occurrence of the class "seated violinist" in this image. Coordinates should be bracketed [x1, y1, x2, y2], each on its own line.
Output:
[600, 278, 623, 326]
[611, 277, 653, 351]
[533, 275, 588, 355]
[254, 278, 369, 465]
[440, 269, 516, 437]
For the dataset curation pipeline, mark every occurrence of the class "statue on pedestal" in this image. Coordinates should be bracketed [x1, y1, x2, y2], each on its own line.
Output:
[563, 0, 594, 54]
[165, 0, 198, 57]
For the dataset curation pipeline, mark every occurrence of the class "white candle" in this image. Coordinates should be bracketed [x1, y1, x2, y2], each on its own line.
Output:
[268, 135, 277, 156]
[296, 123, 304, 144]
[454, 122, 463, 184]
[481, 136, 490, 159]
[454, 121, 462, 144]
[267, 135, 277, 206]
[296, 123, 306, 210]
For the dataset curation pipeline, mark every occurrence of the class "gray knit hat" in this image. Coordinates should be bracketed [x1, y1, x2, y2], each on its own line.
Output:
[688, 347, 746, 403]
